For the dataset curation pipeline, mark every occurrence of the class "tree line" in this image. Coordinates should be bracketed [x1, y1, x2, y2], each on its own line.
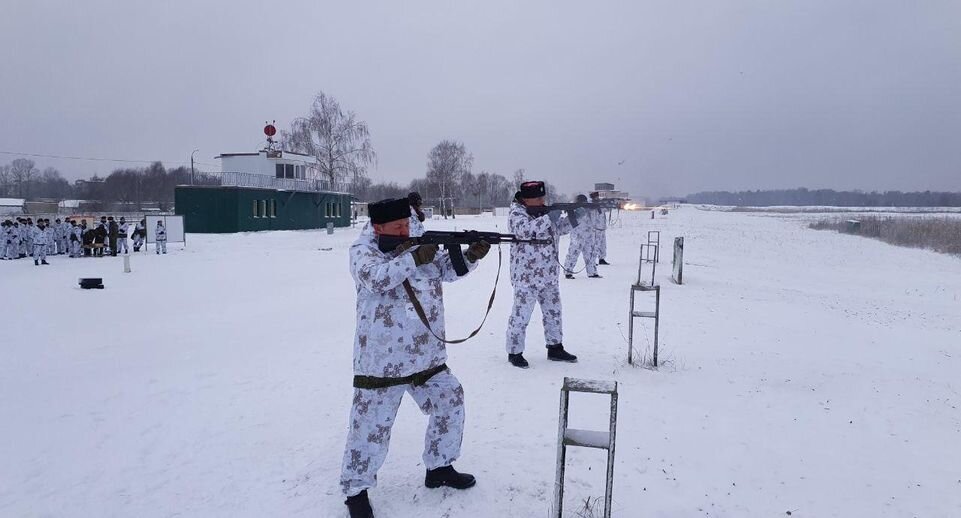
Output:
[0, 158, 196, 211]
[3, 89, 568, 212]
[281, 92, 567, 211]
[686, 188, 961, 207]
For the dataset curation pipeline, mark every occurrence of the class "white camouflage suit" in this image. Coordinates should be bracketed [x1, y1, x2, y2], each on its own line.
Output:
[32, 225, 50, 262]
[116, 221, 129, 254]
[506, 202, 572, 354]
[409, 207, 426, 237]
[69, 225, 83, 257]
[593, 207, 609, 261]
[155, 224, 167, 254]
[562, 208, 597, 276]
[340, 225, 477, 497]
[6, 224, 21, 259]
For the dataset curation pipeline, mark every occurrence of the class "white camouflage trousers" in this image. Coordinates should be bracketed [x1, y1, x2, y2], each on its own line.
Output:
[595, 231, 607, 260]
[340, 369, 465, 497]
[33, 244, 47, 262]
[117, 238, 128, 254]
[563, 237, 597, 276]
[506, 283, 563, 354]
[156, 240, 166, 254]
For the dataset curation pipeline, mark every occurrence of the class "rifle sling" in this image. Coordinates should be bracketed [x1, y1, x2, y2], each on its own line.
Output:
[401, 245, 502, 345]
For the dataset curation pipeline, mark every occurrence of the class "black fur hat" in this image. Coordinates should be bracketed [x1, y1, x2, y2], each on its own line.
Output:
[369, 198, 412, 224]
[408, 192, 423, 207]
[518, 181, 546, 199]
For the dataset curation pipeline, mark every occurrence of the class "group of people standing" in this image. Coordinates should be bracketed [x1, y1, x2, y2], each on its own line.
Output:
[0, 216, 165, 264]
[340, 182, 611, 517]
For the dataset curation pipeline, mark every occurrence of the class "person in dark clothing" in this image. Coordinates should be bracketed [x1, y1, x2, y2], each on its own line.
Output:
[107, 216, 119, 256]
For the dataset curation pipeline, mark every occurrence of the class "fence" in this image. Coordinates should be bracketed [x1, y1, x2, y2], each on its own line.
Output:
[191, 171, 350, 194]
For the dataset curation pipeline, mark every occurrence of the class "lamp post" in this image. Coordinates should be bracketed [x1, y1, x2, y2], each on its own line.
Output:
[190, 149, 199, 185]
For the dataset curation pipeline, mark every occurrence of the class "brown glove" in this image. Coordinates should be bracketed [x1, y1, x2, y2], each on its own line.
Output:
[393, 240, 415, 255]
[466, 240, 491, 263]
[412, 244, 439, 266]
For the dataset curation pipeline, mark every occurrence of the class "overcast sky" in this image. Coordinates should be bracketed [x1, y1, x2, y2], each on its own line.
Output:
[2, 0, 960, 198]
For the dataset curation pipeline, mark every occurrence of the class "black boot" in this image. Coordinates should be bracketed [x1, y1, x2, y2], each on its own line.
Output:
[598, 259, 610, 265]
[41, 260, 50, 265]
[588, 273, 602, 278]
[425, 465, 476, 489]
[547, 344, 578, 363]
[508, 353, 530, 369]
[34, 260, 39, 266]
[564, 273, 574, 279]
[344, 490, 374, 518]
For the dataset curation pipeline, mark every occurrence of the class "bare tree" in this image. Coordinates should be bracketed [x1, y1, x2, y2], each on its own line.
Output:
[10, 158, 38, 198]
[426, 140, 472, 219]
[282, 91, 377, 186]
[512, 168, 526, 187]
[0, 164, 11, 197]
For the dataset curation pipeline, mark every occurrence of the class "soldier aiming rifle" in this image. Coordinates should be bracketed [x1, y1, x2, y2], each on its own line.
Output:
[341, 198, 494, 518]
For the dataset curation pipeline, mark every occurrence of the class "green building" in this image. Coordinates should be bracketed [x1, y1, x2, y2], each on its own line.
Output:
[175, 185, 350, 233]
[174, 148, 352, 233]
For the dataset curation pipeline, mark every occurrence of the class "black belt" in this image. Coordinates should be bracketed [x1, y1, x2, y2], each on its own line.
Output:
[353, 363, 447, 390]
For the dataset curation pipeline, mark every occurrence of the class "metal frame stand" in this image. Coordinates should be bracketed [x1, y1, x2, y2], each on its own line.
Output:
[628, 283, 660, 366]
[554, 377, 619, 518]
[638, 243, 657, 286]
[647, 230, 660, 263]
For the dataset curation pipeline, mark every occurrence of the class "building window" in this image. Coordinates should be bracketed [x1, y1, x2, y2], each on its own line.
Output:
[269, 199, 276, 218]
[334, 201, 341, 218]
[325, 202, 331, 218]
[258, 200, 266, 218]
[275, 164, 284, 179]
[252, 199, 259, 217]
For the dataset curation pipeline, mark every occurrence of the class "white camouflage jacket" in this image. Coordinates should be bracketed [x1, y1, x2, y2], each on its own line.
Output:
[409, 208, 426, 237]
[508, 202, 571, 288]
[349, 225, 477, 378]
[31, 227, 51, 246]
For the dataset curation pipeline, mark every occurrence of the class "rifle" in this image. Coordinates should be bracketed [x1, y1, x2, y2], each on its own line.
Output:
[525, 200, 620, 225]
[378, 230, 552, 276]
[376, 230, 550, 345]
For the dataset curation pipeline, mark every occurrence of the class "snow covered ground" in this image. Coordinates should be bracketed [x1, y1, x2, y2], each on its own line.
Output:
[2, 207, 960, 517]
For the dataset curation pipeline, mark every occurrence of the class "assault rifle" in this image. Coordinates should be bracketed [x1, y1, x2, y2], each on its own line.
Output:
[378, 230, 551, 276]
[525, 200, 620, 225]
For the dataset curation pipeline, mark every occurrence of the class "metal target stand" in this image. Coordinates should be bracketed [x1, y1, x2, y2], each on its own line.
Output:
[553, 377, 619, 518]
[628, 243, 661, 366]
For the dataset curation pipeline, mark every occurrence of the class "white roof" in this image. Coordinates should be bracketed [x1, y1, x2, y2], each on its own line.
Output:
[0, 198, 25, 206]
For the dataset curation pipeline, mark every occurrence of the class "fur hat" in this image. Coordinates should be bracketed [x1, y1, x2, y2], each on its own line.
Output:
[369, 198, 412, 224]
[518, 181, 546, 199]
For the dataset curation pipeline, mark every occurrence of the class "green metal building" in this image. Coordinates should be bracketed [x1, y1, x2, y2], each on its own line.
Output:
[175, 185, 350, 233]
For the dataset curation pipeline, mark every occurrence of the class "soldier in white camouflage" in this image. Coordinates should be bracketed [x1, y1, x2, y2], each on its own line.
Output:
[407, 191, 426, 237]
[340, 197, 490, 518]
[505, 181, 579, 369]
[590, 191, 611, 265]
[562, 194, 601, 279]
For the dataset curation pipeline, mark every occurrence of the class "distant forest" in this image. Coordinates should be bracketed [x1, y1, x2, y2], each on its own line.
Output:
[686, 188, 961, 207]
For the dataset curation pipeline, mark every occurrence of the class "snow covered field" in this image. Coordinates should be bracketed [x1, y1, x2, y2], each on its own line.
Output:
[2, 208, 960, 517]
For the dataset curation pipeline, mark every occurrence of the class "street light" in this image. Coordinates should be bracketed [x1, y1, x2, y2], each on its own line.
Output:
[190, 149, 200, 185]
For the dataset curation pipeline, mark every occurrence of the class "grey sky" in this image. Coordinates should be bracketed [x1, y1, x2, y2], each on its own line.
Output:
[2, 0, 960, 199]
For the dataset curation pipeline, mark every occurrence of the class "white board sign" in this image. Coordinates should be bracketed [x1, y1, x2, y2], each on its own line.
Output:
[145, 215, 186, 244]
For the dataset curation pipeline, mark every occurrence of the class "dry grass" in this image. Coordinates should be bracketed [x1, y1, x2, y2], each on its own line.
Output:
[810, 216, 961, 256]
